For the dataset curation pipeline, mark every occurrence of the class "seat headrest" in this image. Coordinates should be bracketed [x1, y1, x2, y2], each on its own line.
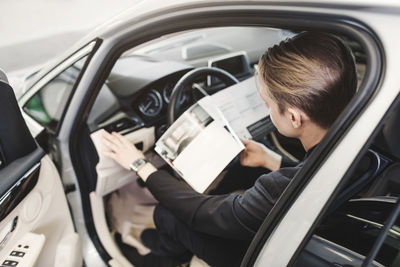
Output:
[0, 81, 36, 169]
[0, 68, 9, 85]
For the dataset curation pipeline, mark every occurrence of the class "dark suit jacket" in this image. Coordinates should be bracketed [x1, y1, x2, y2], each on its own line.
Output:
[146, 165, 301, 240]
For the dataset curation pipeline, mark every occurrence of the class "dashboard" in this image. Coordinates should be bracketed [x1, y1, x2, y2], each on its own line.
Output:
[87, 56, 191, 135]
[86, 27, 293, 137]
[88, 53, 253, 138]
[134, 74, 192, 119]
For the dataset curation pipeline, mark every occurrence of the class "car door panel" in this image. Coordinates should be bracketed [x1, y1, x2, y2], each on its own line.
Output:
[0, 155, 81, 266]
[0, 149, 44, 216]
[0, 76, 81, 266]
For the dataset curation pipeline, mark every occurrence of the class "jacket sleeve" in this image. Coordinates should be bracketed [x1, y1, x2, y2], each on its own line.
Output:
[146, 168, 298, 240]
[281, 155, 299, 168]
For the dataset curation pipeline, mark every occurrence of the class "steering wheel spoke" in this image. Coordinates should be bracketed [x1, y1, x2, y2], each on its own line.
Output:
[167, 67, 239, 126]
[192, 83, 209, 97]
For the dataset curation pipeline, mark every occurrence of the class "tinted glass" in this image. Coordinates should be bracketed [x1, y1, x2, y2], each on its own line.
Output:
[24, 56, 87, 131]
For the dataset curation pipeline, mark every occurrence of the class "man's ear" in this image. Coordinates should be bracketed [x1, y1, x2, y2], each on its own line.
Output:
[287, 107, 308, 129]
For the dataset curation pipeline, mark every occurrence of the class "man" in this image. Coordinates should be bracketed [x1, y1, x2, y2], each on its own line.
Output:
[102, 31, 357, 266]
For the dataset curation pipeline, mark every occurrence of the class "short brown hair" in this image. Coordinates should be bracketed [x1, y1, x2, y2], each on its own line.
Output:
[258, 32, 357, 129]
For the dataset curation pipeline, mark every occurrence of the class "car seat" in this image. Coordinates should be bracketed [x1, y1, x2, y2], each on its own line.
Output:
[364, 105, 400, 197]
[0, 69, 37, 169]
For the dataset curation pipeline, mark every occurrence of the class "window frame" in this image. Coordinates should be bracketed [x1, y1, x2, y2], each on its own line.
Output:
[19, 41, 97, 134]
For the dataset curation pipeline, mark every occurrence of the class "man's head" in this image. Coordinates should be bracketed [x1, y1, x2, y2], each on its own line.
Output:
[257, 31, 357, 139]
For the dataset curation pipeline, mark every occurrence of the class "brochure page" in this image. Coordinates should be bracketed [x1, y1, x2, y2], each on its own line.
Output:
[210, 77, 271, 140]
[155, 96, 244, 192]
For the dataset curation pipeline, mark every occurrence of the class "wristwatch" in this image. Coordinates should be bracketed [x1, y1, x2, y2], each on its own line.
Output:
[130, 158, 148, 173]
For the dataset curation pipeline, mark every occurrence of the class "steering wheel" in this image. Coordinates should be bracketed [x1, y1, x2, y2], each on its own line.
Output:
[167, 67, 239, 126]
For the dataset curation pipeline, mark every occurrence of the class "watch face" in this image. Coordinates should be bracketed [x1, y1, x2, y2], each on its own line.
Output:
[130, 158, 147, 172]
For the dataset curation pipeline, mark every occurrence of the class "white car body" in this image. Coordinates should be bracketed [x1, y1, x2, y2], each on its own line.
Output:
[4, 0, 400, 266]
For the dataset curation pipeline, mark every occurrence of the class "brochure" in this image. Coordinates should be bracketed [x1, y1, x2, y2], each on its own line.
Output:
[155, 77, 270, 192]
[211, 77, 272, 140]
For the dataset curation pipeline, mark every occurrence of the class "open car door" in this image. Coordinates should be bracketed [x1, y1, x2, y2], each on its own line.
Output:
[0, 78, 82, 266]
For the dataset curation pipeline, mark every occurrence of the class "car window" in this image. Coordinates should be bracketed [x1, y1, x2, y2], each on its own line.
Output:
[295, 100, 400, 267]
[23, 56, 88, 132]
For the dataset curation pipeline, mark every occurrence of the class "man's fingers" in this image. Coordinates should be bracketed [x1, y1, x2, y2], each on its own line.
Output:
[103, 139, 118, 152]
[115, 132, 134, 147]
[240, 138, 250, 145]
[113, 131, 125, 143]
[102, 131, 121, 147]
[239, 151, 247, 165]
[102, 150, 117, 160]
[111, 131, 125, 146]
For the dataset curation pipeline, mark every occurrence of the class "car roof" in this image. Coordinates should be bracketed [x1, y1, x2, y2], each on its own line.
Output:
[26, 0, 400, 89]
[79, 0, 400, 41]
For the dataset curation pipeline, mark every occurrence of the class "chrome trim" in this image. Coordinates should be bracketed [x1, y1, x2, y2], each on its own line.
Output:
[346, 214, 400, 238]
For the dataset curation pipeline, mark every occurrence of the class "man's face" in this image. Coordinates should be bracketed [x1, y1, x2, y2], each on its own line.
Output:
[256, 77, 299, 138]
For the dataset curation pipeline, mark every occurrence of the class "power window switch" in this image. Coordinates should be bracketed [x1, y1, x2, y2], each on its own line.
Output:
[2, 260, 18, 266]
[10, 251, 25, 257]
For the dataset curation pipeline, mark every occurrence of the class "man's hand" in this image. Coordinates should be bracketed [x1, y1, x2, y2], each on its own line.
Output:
[102, 130, 145, 170]
[240, 139, 282, 171]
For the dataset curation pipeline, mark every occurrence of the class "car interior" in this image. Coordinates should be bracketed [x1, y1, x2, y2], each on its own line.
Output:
[73, 26, 388, 266]
[14, 24, 400, 266]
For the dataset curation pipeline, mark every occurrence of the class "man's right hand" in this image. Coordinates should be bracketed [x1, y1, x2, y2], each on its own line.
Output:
[239, 139, 282, 171]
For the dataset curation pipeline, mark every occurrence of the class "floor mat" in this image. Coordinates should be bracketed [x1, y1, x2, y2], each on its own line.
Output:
[107, 179, 158, 255]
